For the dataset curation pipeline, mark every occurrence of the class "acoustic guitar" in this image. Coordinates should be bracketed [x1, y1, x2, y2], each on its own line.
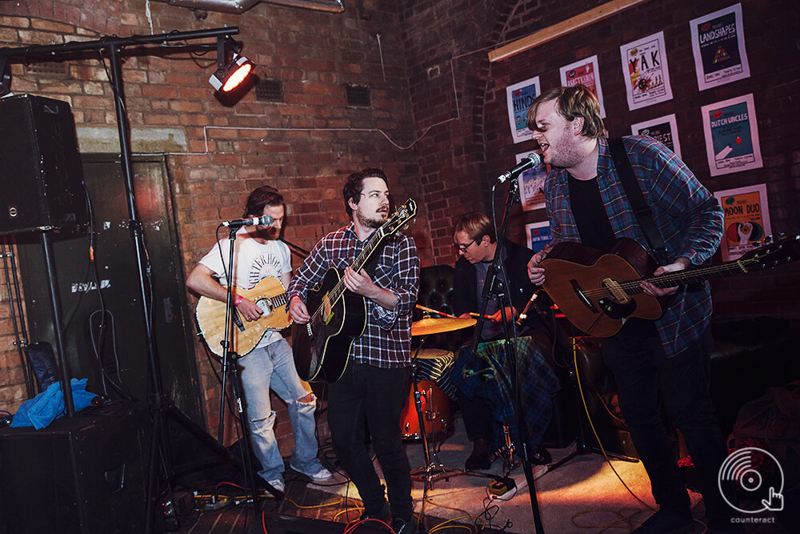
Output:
[293, 199, 417, 382]
[195, 276, 290, 357]
[541, 235, 800, 337]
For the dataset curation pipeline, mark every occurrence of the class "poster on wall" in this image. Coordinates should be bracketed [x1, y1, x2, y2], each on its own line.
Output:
[690, 3, 750, 91]
[506, 76, 541, 144]
[619, 31, 673, 111]
[713, 183, 771, 261]
[701, 93, 762, 176]
[516, 151, 547, 212]
[630, 114, 682, 159]
[559, 55, 606, 118]
[525, 221, 552, 253]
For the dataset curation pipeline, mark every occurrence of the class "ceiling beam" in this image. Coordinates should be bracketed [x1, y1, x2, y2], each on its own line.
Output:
[488, 0, 652, 63]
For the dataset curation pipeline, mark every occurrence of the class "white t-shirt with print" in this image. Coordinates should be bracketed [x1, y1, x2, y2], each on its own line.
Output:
[199, 230, 291, 348]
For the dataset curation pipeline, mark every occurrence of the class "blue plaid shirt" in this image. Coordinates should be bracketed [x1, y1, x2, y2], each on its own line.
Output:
[544, 136, 723, 357]
[286, 223, 420, 368]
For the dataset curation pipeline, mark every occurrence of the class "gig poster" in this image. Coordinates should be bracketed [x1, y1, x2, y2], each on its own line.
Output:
[713, 183, 771, 261]
[516, 151, 547, 212]
[506, 76, 541, 144]
[701, 93, 762, 177]
[525, 221, 552, 253]
[631, 114, 682, 159]
[690, 3, 750, 91]
[620, 31, 673, 111]
[559, 55, 606, 118]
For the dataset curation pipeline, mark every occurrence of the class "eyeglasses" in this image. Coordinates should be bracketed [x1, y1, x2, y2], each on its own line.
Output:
[455, 239, 476, 253]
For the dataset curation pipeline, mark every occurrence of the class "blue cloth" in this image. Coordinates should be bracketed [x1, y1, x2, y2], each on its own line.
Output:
[11, 378, 96, 429]
[452, 336, 558, 452]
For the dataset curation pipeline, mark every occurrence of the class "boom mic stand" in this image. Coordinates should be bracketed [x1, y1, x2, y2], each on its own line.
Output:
[0, 26, 267, 532]
[470, 177, 545, 534]
[544, 330, 638, 474]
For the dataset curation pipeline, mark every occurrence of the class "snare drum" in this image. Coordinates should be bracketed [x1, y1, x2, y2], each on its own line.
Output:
[400, 349, 455, 439]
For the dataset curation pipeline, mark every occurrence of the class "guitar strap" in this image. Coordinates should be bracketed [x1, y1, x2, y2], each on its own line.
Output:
[608, 137, 670, 266]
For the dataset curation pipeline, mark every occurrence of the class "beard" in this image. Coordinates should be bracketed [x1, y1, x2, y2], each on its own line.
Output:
[356, 209, 388, 229]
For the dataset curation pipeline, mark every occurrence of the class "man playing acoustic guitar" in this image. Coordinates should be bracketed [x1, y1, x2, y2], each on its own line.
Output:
[287, 169, 420, 534]
[526, 86, 740, 533]
[187, 186, 331, 494]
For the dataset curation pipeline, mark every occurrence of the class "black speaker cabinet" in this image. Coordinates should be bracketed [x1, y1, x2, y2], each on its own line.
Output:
[0, 403, 150, 534]
[0, 94, 88, 235]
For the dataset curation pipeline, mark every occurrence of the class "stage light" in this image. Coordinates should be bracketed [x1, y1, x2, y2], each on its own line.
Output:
[208, 37, 254, 94]
[0, 57, 12, 97]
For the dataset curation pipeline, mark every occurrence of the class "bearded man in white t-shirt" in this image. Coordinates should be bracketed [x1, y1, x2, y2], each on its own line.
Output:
[187, 186, 331, 493]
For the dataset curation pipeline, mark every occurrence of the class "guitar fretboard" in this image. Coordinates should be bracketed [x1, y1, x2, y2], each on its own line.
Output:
[582, 256, 759, 300]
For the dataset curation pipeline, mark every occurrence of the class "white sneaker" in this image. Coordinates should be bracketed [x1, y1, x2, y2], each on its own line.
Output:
[266, 479, 285, 493]
[291, 462, 333, 481]
[307, 466, 333, 481]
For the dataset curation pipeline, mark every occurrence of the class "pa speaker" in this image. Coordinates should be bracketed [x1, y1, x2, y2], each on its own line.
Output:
[0, 402, 150, 534]
[0, 94, 88, 235]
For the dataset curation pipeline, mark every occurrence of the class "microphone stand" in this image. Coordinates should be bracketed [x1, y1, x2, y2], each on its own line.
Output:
[216, 225, 281, 504]
[470, 177, 545, 534]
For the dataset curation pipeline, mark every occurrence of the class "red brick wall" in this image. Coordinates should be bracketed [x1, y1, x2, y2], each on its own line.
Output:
[0, 0, 420, 452]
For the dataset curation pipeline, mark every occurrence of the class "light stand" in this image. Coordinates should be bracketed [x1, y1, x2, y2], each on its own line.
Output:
[0, 27, 259, 530]
[469, 177, 545, 533]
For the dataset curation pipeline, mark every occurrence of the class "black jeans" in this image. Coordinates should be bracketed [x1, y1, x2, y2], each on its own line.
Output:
[328, 362, 413, 521]
[603, 323, 735, 525]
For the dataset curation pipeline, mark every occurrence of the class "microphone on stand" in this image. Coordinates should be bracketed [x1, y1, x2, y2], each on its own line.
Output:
[222, 214, 274, 228]
[496, 153, 543, 183]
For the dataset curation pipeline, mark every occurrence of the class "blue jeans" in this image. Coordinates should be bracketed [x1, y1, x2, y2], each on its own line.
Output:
[238, 338, 324, 483]
[327, 363, 413, 521]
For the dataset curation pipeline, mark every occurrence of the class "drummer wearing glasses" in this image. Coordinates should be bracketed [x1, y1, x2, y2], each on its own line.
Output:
[451, 212, 547, 470]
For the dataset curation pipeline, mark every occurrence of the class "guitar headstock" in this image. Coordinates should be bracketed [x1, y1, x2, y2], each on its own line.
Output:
[381, 199, 417, 236]
[740, 235, 800, 271]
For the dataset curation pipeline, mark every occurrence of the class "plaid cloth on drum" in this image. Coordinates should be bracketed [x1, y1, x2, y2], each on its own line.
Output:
[451, 336, 558, 454]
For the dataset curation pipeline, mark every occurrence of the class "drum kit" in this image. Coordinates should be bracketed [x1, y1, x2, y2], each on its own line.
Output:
[405, 305, 476, 489]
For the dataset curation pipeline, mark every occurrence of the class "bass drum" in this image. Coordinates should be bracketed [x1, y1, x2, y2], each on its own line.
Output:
[400, 349, 454, 439]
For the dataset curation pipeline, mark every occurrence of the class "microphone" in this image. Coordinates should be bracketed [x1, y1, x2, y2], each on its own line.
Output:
[222, 214, 274, 228]
[496, 153, 543, 183]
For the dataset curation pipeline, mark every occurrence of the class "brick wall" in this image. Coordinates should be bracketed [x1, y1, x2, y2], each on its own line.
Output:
[0, 0, 420, 453]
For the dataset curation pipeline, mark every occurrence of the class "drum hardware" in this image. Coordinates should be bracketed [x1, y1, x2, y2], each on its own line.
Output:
[406, 311, 476, 492]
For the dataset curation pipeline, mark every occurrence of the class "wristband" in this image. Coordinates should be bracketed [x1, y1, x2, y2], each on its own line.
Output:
[234, 295, 244, 306]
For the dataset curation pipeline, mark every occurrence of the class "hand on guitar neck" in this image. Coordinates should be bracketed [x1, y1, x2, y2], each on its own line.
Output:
[528, 246, 687, 297]
[641, 257, 690, 298]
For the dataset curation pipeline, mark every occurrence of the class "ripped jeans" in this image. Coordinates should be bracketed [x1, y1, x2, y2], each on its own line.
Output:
[238, 337, 324, 483]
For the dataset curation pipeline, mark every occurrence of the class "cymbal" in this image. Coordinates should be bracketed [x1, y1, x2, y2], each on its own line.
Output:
[411, 316, 476, 336]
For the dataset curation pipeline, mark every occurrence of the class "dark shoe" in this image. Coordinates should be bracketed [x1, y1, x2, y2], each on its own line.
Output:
[360, 499, 391, 523]
[465, 450, 492, 470]
[531, 446, 552, 465]
[465, 438, 492, 470]
[391, 515, 418, 534]
[632, 510, 694, 533]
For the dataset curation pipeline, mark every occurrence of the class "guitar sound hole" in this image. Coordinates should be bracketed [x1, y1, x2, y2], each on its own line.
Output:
[256, 299, 272, 316]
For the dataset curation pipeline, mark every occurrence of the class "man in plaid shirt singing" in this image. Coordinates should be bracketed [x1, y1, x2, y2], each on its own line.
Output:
[526, 85, 739, 534]
[287, 168, 419, 534]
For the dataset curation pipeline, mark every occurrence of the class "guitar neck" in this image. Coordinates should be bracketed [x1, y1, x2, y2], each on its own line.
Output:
[631, 257, 757, 294]
[316, 227, 386, 314]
